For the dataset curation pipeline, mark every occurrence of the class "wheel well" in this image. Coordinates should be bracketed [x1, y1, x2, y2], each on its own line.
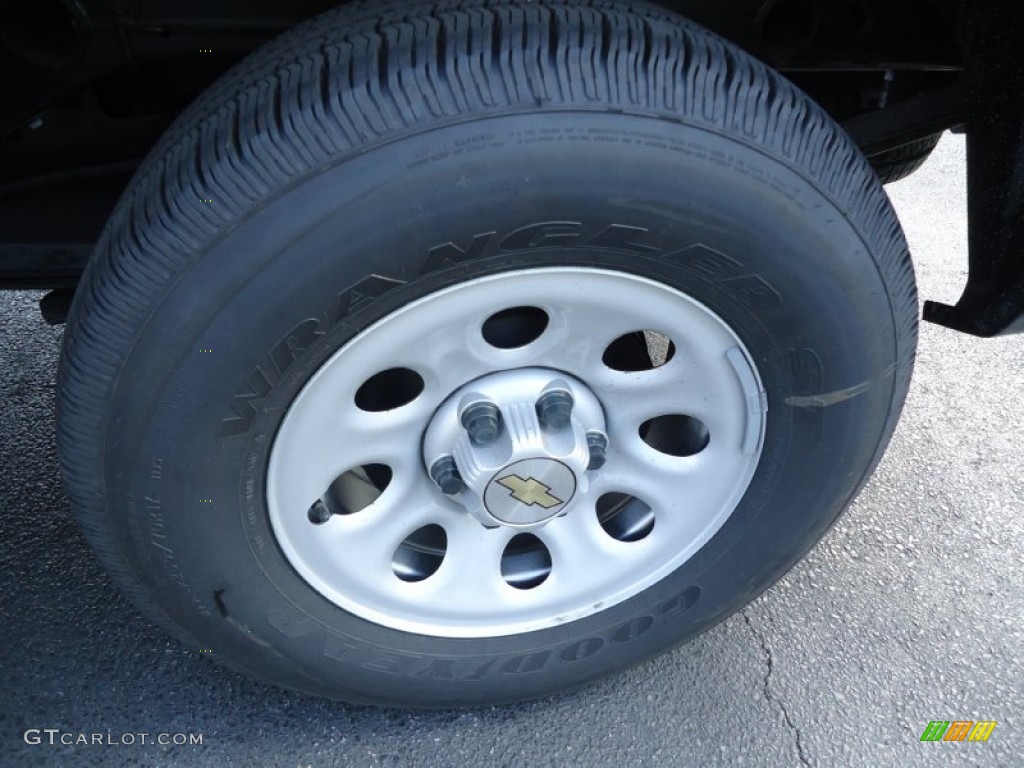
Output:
[4, 0, 1021, 338]
[0, 0, 960, 278]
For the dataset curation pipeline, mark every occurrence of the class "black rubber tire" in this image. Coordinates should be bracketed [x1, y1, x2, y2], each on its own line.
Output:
[57, 0, 917, 707]
[869, 133, 943, 185]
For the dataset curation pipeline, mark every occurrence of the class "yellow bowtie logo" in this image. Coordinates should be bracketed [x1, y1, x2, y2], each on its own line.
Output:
[496, 475, 563, 509]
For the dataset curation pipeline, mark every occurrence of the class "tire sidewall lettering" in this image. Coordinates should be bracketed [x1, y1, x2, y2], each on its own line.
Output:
[222, 220, 785, 441]
[414, 222, 782, 312]
[302, 584, 700, 681]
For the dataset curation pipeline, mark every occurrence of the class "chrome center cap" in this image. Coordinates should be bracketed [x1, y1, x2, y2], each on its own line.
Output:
[423, 368, 608, 529]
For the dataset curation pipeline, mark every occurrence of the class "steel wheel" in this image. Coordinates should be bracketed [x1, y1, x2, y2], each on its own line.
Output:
[268, 268, 766, 636]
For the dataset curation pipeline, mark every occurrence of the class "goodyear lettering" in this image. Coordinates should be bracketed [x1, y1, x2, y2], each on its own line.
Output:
[560, 637, 604, 662]
[612, 615, 654, 643]
[660, 586, 701, 623]
[501, 651, 551, 675]
[410, 658, 495, 681]
[309, 583, 702, 681]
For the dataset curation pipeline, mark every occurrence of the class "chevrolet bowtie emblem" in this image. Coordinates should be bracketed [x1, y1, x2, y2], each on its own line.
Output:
[495, 474, 564, 509]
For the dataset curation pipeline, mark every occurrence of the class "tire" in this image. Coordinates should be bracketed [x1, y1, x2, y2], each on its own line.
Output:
[869, 133, 943, 185]
[57, 0, 917, 707]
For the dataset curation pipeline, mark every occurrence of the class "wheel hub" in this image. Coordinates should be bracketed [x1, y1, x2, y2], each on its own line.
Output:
[423, 368, 607, 528]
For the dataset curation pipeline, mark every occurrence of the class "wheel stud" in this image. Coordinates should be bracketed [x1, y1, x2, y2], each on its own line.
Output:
[430, 456, 465, 495]
[536, 389, 574, 429]
[461, 401, 502, 445]
[586, 431, 609, 470]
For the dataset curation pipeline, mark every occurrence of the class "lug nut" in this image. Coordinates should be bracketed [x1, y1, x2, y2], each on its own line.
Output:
[461, 401, 502, 445]
[586, 431, 609, 470]
[307, 499, 332, 525]
[430, 456, 465, 495]
[536, 389, 574, 429]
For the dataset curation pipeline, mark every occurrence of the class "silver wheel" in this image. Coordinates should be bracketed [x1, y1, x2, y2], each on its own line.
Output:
[267, 268, 767, 637]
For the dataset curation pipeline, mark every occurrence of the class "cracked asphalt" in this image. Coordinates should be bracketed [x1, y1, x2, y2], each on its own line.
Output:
[1, 135, 1021, 767]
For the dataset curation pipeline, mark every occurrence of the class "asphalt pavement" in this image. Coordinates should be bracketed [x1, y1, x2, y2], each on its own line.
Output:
[1, 135, 1021, 767]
